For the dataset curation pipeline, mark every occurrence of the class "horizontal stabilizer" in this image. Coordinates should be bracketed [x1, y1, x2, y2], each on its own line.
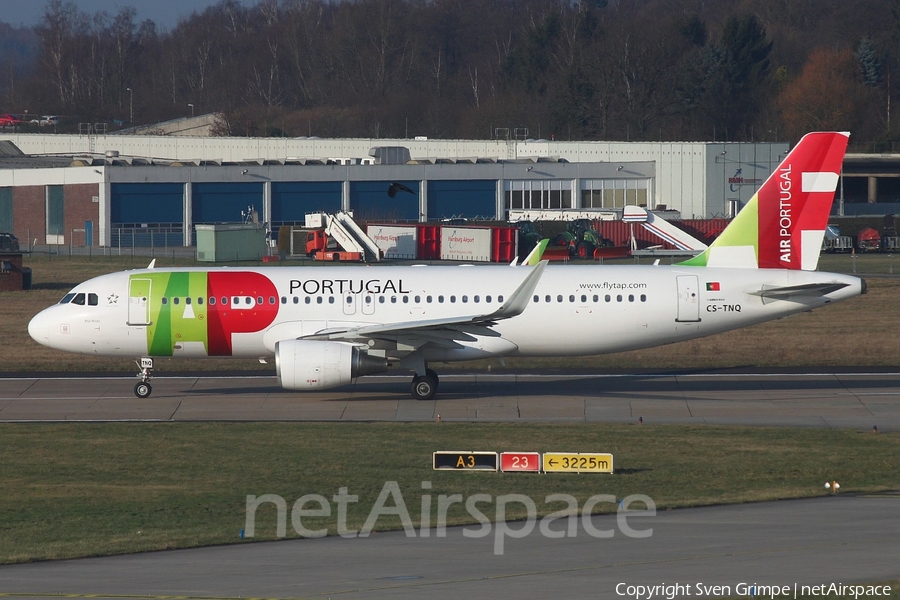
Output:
[749, 282, 850, 304]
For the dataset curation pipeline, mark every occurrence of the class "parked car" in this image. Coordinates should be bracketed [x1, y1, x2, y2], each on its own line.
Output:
[31, 115, 60, 126]
[0, 232, 20, 252]
[0, 113, 23, 126]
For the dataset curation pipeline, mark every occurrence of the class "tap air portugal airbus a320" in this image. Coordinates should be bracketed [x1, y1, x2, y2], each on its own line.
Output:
[29, 131, 864, 400]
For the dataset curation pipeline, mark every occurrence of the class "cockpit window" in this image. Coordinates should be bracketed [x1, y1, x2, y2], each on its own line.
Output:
[60, 293, 76, 304]
[88, 293, 99, 306]
[71, 293, 86, 305]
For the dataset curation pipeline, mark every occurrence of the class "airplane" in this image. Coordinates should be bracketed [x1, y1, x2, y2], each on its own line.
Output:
[28, 132, 864, 401]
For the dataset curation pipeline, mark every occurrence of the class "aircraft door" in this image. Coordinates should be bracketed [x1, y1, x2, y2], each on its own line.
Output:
[675, 275, 701, 322]
[128, 278, 152, 326]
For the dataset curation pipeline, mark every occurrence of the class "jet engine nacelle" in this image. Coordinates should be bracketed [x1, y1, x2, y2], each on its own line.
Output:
[275, 339, 388, 390]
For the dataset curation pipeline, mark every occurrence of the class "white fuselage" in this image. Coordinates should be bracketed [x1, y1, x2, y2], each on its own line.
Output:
[28, 263, 864, 362]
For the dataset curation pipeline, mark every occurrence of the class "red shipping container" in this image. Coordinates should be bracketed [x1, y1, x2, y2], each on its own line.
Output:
[491, 226, 517, 263]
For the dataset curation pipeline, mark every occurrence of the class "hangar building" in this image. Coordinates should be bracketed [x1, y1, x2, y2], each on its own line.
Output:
[0, 133, 790, 248]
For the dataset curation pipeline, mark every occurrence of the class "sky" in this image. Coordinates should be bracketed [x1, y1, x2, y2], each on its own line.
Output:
[1, 0, 225, 30]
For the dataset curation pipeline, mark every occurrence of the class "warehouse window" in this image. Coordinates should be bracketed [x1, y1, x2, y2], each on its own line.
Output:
[504, 180, 573, 211]
[581, 178, 649, 209]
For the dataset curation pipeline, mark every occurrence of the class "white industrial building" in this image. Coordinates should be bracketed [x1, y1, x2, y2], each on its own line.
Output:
[0, 132, 789, 249]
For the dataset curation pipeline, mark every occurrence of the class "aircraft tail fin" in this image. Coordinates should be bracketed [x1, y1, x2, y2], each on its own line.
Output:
[522, 239, 549, 266]
[677, 131, 849, 271]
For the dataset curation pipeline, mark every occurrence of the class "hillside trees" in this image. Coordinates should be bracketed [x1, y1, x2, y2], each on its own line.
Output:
[5, 0, 898, 144]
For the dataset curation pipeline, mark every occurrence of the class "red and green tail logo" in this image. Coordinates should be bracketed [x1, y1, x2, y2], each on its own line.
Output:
[679, 131, 849, 271]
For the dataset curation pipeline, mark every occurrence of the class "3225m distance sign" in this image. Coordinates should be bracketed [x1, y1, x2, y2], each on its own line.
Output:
[542, 452, 614, 473]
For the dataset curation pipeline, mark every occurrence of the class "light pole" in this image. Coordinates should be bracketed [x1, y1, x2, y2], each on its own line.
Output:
[126, 87, 133, 124]
[188, 103, 194, 118]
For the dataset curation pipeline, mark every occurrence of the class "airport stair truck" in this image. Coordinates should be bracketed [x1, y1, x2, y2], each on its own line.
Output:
[305, 212, 383, 262]
[622, 205, 708, 256]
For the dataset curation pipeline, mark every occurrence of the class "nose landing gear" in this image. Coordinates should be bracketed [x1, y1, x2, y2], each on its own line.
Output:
[134, 357, 153, 398]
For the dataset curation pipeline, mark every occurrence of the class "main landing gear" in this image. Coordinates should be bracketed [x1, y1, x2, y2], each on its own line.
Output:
[134, 357, 153, 398]
[410, 368, 439, 401]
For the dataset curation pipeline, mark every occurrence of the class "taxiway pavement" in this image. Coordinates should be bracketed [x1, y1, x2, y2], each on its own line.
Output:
[1, 372, 898, 430]
[0, 494, 898, 599]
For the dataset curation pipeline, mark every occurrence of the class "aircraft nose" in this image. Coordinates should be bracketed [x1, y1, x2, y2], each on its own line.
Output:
[28, 310, 50, 345]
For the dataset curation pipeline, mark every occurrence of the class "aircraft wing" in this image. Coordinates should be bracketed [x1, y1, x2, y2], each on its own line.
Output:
[749, 282, 850, 304]
[304, 261, 547, 348]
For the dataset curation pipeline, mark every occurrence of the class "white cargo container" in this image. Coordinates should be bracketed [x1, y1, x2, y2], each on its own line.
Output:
[441, 227, 492, 261]
[367, 224, 418, 259]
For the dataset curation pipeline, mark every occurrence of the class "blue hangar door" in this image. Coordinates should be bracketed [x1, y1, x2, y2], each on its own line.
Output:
[271, 182, 342, 226]
[350, 181, 419, 221]
[111, 183, 185, 247]
[427, 180, 496, 220]
[192, 182, 264, 229]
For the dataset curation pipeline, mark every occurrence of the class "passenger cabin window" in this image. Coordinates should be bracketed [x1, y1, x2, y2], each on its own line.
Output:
[210, 297, 216, 305]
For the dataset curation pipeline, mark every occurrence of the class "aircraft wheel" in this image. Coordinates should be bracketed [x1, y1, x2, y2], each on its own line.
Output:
[425, 368, 439, 389]
[134, 382, 152, 398]
[411, 374, 437, 401]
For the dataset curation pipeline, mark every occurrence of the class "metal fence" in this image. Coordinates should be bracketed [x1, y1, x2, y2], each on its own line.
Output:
[110, 227, 184, 251]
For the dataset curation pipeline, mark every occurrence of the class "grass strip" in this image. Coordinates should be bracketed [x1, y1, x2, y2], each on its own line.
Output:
[1, 422, 897, 564]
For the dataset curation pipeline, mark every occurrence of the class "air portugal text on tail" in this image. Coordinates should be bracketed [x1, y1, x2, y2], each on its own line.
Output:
[27, 132, 865, 401]
[680, 131, 850, 271]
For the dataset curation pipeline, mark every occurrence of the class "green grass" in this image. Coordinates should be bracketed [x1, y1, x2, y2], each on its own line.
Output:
[1, 422, 897, 564]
